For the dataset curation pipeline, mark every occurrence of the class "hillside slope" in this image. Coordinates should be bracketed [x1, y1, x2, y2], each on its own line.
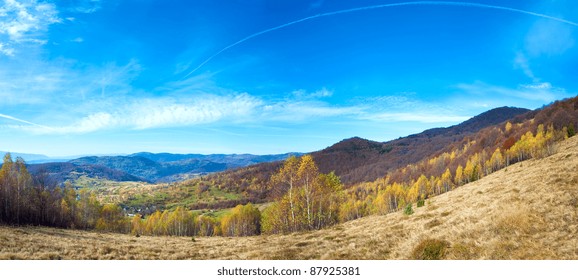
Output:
[312, 106, 530, 184]
[2, 135, 576, 260]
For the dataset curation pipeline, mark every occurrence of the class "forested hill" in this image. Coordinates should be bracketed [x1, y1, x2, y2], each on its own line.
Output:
[182, 105, 541, 197]
[26, 162, 144, 184]
[311, 106, 531, 184]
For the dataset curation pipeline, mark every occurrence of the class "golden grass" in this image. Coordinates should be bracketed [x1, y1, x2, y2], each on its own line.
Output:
[411, 238, 450, 260]
[2, 136, 578, 260]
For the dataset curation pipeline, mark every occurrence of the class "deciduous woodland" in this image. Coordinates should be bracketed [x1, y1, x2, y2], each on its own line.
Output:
[1, 97, 577, 242]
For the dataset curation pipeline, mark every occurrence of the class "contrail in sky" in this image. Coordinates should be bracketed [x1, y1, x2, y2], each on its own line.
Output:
[183, 1, 578, 78]
[0, 113, 51, 129]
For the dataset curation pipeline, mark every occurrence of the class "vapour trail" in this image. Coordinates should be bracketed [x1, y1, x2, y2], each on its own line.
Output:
[0, 113, 51, 129]
[184, 1, 578, 78]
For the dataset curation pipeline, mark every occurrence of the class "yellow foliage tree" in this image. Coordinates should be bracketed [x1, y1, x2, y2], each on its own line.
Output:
[221, 203, 261, 237]
[454, 165, 464, 186]
[263, 155, 343, 233]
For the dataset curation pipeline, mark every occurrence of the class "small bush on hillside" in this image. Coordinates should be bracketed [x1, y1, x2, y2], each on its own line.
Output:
[411, 239, 450, 260]
[417, 199, 425, 208]
[403, 203, 414, 215]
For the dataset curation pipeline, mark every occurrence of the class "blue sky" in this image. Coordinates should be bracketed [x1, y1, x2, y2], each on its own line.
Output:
[0, 0, 577, 157]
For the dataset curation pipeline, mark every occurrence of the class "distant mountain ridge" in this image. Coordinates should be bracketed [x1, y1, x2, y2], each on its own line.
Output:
[24, 152, 301, 185]
[68, 155, 227, 183]
[26, 162, 144, 185]
[129, 152, 300, 166]
[0, 151, 52, 163]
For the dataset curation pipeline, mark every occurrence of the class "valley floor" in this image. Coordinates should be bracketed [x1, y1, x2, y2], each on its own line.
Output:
[1, 136, 578, 260]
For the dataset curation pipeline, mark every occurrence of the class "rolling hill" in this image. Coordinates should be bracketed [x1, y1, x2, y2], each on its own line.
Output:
[68, 152, 300, 183]
[2, 134, 576, 260]
[24, 152, 300, 185]
[26, 162, 144, 185]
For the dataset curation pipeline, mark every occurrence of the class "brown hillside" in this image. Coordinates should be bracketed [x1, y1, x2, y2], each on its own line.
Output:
[2, 135, 577, 260]
[313, 106, 530, 184]
[315, 98, 576, 186]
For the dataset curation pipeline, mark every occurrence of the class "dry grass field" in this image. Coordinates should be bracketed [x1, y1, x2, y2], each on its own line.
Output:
[1, 136, 577, 260]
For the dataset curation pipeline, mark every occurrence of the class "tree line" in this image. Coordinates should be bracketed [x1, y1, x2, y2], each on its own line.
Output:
[0, 152, 263, 237]
[0, 154, 126, 231]
[0, 152, 342, 237]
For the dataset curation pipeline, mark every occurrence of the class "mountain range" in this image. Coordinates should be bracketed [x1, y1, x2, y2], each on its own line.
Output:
[172, 97, 578, 209]
[22, 152, 300, 185]
[182, 106, 533, 196]
[0, 151, 53, 163]
[10, 99, 578, 189]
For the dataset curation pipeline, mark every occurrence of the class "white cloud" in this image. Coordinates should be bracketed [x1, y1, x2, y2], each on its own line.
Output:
[513, 52, 538, 82]
[17, 94, 264, 134]
[520, 82, 552, 90]
[44, 112, 115, 134]
[0, 59, 142, 107]
[365, 112, 469, 123]
[292, 87, 334, 99]
[455, 81, 567, 102]
[361, 94, 419, 109]
[311, 87, 333, 98]
[6, 89, 367, 135]
[66, 0, 102, 14]
[262, 100, 360, 122]
[0, 42, 15, 56]
[129, 94, 262, 129]
[525, 20, 574, 57]
[514, 18, 575, 83]
[357, 93, 469, 124]
[0, 0, 60, 55]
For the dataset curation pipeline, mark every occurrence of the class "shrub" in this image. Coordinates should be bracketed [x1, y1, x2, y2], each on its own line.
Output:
[403, 203, 414, 215]
[411, 239, 450, 260]
[417, 199, 425, 208]
[568, 123, 576, 137]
